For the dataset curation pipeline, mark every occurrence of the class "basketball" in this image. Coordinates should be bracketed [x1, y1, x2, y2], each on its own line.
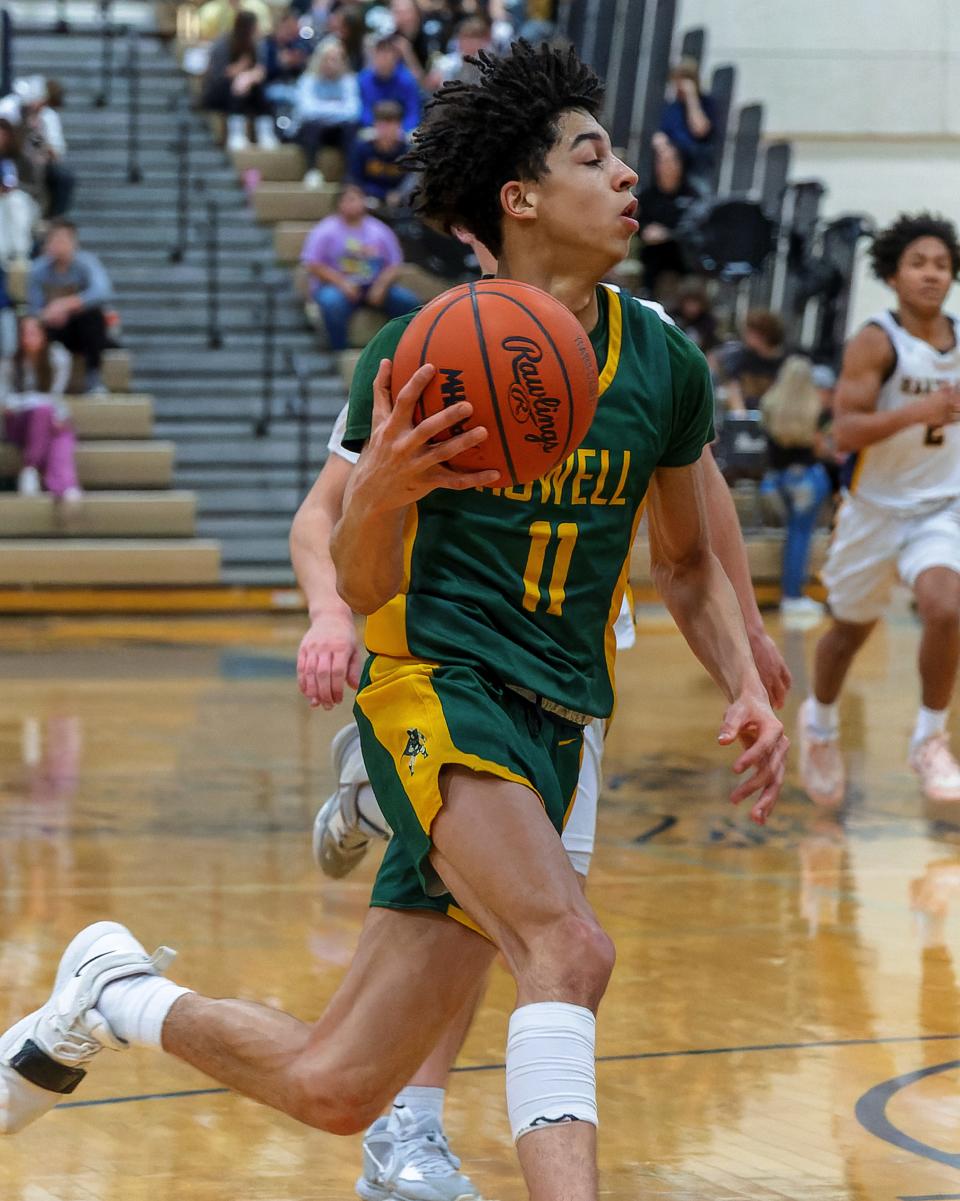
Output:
[392, 279, 599, 487]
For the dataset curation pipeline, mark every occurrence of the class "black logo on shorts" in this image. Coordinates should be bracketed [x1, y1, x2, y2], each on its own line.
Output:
[403, 728, 428, 775]
[529, 1113, 582, 1127]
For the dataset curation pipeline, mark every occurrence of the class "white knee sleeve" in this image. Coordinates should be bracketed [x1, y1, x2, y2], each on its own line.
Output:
[505, 1001, 598, 1143]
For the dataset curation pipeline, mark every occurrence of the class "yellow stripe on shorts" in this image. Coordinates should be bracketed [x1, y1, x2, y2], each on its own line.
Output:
[357, 655, 543, 837]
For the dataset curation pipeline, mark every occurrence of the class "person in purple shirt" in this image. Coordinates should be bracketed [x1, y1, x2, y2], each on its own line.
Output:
[357, 37, 421, 132]
[300, 183, 420, 350]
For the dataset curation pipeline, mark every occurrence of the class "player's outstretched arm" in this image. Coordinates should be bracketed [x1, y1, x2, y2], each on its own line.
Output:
[290, 454, 361, 709]
[700, 446, 792, 709]
[647, 456, 788, 823]
[331, 358, 501, 614]
[833, 325, 960, 452]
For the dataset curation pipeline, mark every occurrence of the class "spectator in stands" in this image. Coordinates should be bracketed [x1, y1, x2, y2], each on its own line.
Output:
[0, 76, 72, 217]
[716, 309, 787, 412]
[431, 15, 492, 86]
[0, 117, 37, 205]
[348, 99, 410, 207]
[0, 315, 81, 505]
[0, 161, 39, 266]
[636, 137, 696, 301]
[300, 182, 419, 350]
[291, 37, 360, 187]
[197, 0, 273, 40]
[757, 356, 831, 628]
[202, 11, 280, 151]
[264, 7, 314, 108]
[37, 79, 74, 218]
[327, 4, 367, 72]
[672, 278, 719, 353]
[388, 0, 447, 85]
[19, 77, 73, 219]
[657, 58, 717, 192]
[0, 266, 15, 359]
[27, 220, 113, 395]
[357, 36, 421, 133]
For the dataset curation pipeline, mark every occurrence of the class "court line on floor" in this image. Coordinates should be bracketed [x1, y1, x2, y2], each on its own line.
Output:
[60, 1031, 960, 1111]
[856, 1057, 960, 1172]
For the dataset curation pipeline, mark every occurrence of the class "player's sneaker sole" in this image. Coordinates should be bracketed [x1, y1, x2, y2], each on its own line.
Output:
[0, 921, 173, 1134]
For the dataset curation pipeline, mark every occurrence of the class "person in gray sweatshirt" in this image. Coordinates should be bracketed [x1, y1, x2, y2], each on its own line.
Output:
[27, 218, 113, 394]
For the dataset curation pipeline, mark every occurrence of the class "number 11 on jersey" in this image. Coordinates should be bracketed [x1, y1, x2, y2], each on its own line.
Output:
[522, 521, 579, 616]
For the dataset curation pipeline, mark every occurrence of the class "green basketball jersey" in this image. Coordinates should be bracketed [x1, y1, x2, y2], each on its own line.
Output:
[343, 284, 714, 720]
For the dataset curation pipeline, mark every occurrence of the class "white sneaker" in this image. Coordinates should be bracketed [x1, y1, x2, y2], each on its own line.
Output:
[357, 1107, 482, 1201]
[226, 115, 249, 152]
[780, 596, 826, 631]
[255, 116, 279, 149]
[0, 921, 175, 1134]
[58, 486, 84, 518]
[302, 168, 325, 189]
[17, 466, 40, 496]
[797, 698, 845, 807]
[910, 733, 960, 802]
[312, 723, 390, 879]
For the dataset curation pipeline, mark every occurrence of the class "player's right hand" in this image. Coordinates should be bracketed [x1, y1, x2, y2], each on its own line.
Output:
[915, 385, 960, 428]
[352, 358, 502, 512]
[297, 609, 362, 710]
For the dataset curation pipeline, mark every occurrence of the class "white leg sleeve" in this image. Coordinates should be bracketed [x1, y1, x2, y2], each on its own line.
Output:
[505, 1001, 598, 1143]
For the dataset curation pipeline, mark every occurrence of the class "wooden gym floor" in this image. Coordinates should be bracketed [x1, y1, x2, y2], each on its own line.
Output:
[2, 606, 960, 1201]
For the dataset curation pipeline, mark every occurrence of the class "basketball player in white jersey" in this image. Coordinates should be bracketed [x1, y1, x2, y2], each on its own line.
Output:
[290, 273, 791, 1199]
[799, 213, 960, 805]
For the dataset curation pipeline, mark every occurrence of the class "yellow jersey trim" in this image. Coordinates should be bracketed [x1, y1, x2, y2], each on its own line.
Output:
[848, 449, 867, 493]
[597, 286, 623, 396]
[364, 505, 419, 658]
[358, 654, 543, 839]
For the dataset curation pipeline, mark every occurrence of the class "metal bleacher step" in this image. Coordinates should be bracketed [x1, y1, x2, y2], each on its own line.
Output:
[220, 564, 297, 586]
[0, 441, 174, 489]
[67, 395, 154, 439]
[11, 23, 353, 585]
[197, 515, 294, 541]
[253, 183, 338, 224]
[0, 539, 221, 586]
[0, 492, 196, 537]
[190, 485, 303, 515]
[172, 436, 325, 469]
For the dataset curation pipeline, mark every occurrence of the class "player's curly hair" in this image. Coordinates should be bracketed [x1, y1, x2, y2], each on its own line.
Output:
[405, 41, 605, 257]
[870, 211, 960, 281]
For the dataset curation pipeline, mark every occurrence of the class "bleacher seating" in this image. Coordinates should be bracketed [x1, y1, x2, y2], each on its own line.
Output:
[0, 385, 220, 585]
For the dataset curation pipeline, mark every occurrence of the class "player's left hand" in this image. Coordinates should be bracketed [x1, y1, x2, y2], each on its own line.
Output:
[717, 693, 788, 825]
[748, 628, 792, 710]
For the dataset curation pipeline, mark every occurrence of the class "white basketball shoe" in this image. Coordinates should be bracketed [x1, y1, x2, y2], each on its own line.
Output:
[312, 723, 390, 879]
[357, 1106, 482, 1201]
[0, 922, 175, 1133]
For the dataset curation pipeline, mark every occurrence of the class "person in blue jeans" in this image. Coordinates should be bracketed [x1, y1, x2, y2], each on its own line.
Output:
[759, 355, 833, 628]
[300, 184, 419, 350]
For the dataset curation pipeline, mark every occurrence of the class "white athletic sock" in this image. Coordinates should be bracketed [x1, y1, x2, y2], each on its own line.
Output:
[97, 975, 192, 1048]
[505, 1001, 597, 1144]
[806, 696, 839, 740]
[392, 1085, 445, 1122]
[912, 706, 948, 749]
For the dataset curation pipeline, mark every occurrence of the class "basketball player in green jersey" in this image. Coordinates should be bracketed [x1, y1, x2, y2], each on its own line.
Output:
[0, 44, 787, 1201]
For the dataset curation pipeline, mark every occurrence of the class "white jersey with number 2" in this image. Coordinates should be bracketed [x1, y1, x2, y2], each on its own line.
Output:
[849, 310, 960, 513]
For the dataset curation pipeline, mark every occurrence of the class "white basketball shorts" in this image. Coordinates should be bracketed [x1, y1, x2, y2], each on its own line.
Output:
[822, 494, 960, 624]
[561, 717, 604, 877]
